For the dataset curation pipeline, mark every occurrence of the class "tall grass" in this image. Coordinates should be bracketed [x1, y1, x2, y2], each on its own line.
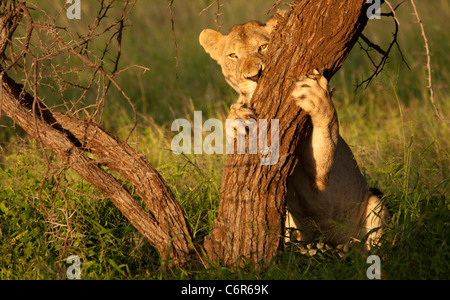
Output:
[0, 0, 448, 279]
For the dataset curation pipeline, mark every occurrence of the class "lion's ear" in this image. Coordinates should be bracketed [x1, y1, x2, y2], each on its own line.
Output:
[265, 9, 286, 35]
[199, 29, 225, 62]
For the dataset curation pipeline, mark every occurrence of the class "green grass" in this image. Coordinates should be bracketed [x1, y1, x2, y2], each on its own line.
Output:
[0, 0, 449, 279]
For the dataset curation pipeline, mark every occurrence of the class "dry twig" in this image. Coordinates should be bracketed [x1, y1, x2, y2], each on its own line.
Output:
[409, 0, 449, 123]
[168, 0, 179, 77]
[199, 0, 223, 31]
[357, 0, 409, 88]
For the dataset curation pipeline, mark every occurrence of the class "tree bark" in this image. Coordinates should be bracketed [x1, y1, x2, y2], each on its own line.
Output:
[203, 0, 369, 266]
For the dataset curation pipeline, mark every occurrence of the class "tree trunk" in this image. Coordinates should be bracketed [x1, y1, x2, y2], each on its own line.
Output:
[203, 0, 369, 266]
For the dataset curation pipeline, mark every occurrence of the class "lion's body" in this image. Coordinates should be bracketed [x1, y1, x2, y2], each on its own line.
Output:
[200, 12, 390, 248]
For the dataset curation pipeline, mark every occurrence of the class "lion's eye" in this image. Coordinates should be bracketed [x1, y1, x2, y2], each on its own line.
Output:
[259, 44, 268, 52]
[228, 53, 238, 59]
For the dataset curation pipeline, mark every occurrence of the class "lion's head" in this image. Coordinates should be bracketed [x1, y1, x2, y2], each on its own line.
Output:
[199, 15, 280, 100]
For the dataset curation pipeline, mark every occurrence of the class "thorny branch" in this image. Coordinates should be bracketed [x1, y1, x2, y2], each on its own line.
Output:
[199, 0, 223, 31]
[168, 0, 179, 77]
[409, 0, 449, 123]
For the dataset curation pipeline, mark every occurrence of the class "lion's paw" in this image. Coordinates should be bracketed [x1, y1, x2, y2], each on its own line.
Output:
[229, 102, 256, 121]
[292, 71, 335, 124]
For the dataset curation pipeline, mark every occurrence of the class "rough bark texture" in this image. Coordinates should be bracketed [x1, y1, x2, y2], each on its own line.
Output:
[203, 0, 369, 266]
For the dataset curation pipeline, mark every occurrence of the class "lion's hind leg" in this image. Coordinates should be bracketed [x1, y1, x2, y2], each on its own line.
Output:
[360, 193, 391, 250]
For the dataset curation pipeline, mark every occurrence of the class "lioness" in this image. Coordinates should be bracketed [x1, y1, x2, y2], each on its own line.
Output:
[199, 12, 390, 249]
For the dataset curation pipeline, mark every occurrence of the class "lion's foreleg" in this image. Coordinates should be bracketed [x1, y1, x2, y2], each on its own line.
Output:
[292, 73, 339, 192]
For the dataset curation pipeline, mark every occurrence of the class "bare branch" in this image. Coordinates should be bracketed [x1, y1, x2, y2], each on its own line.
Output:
[357, 0, 409, 88]
[360, 33, 387, 56]
[265, 0, 283, 15]
[409, 0, 449, 123]
[168, 0, 179, 77]
[199, 0, 223, 31]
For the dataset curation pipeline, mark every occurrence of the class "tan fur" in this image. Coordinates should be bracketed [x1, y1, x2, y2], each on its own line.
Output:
[200, 12, 390, 249]
[200, 18, 278, 120]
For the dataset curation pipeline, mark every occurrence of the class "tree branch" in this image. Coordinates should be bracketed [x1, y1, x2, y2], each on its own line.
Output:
[360, 33, 387, 56]
[409, 0, 449, 123]
[0, 72, 196, 264]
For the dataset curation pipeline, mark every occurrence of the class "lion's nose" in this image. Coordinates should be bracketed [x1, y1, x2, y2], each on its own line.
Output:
[245, 67, 263, 82]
